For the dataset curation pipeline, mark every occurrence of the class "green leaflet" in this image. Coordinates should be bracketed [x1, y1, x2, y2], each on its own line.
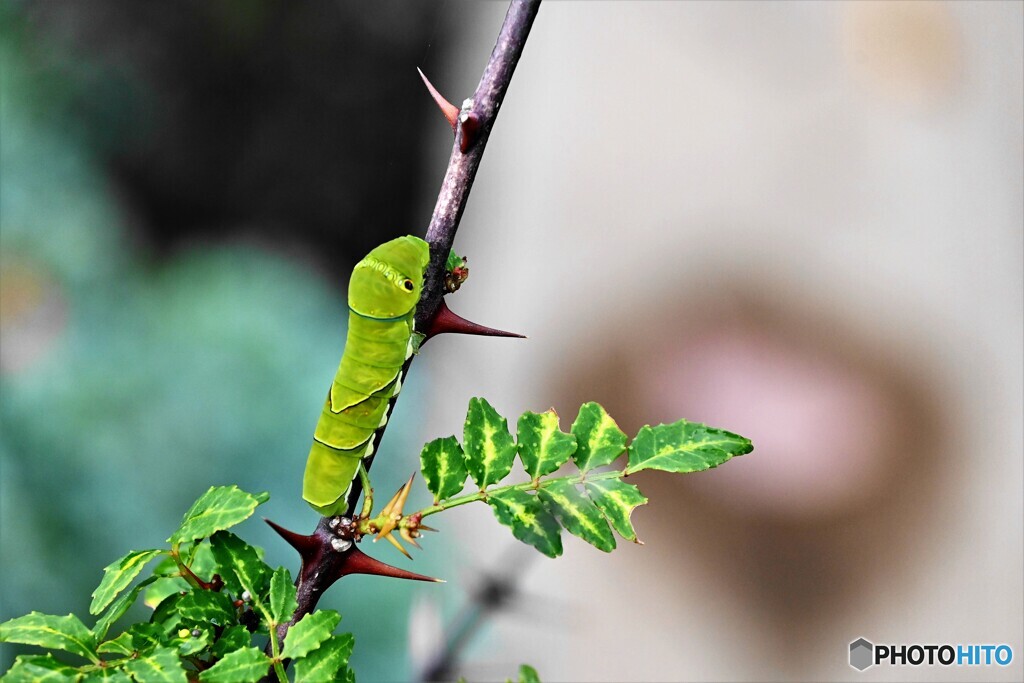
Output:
[210, 625, 250, 659]
[122, 646, 187, 683]
[420, 436, 468, 501]
[197, 647, 270, 683]
[464, 397, 516, 489]
[89, 549, 163, 615]
[0, 612, 97, 663]
[97, 632, 134, 656]
[293, 634, 355, 683]
[626, 420, 753, 474]
[517, 410, 576, 480]
[92, 576, 157, 640]
[519, 664, 542, 683]
[268, 567, 298, 625]
[168, 486, 268, 544]
[571, 403, 627, 472]
[584, 479, 648, 543]
[175, 591, 236, 627]
[2, 654, 82, 682]
[538, 480, 615, 552]
[281, 610, 341, 661]
[487, 489, 562, 558]
[208, 531, 270, 600]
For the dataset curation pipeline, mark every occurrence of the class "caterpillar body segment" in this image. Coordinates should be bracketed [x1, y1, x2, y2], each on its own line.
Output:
[303, 236, 430, 516]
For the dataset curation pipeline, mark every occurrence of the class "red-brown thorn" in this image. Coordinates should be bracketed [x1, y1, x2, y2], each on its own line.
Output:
[422, 298, 526, 344]
[417, 67, 459, 130]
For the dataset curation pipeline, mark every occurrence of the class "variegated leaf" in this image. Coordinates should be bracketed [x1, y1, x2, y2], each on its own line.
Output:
[517, 410, 576, 480]
[570, 403, 627, 471]
[463, 397, 516, 489]
[538, 480, 615, 552]
[281, 610, 341, 661]
[293, 633, 355, 682]
[197, 647, 269, 683]
[420, 436, 468, 500]
[487, 489, 562, 558]
[123, 645, 187, 683]
[584, 479, 648, 543]
[168, 486, 269, 544]
[626, 420, 752, 474]
[89, 549, 163, 615]
[0, 612, 97, 662]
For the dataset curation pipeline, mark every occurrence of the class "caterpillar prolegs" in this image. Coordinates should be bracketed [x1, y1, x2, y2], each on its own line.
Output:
[302, 235, 430, 516]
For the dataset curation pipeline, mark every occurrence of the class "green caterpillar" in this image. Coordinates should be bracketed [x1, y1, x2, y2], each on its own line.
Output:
[303, 235, 430, 516]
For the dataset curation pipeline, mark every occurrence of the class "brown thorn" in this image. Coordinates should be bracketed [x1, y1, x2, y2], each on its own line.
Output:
[417, 67, 459, 130]
[417, 524, 438, 533]
[422, 298, 526, 344]
[459, 111, 481, 153]
[338, 545, 442, 582]
[264, 518, 319, 558]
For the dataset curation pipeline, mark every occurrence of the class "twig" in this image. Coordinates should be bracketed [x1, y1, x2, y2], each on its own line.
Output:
[266, 0, 542, 665]
[344, 0, 541, 517]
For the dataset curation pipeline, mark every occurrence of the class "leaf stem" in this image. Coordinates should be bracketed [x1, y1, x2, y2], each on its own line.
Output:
[411, 468, 626, 520]
[170, 543, 208, 591]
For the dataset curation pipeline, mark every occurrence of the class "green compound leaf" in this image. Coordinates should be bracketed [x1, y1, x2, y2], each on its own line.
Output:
[168, 486, 269, 544]
[209, 531, 270, 600]
[0, 612, 97, 663]
[281, 610, 341, 661]
[122, 645, 186, 683]
[626, 420, 753, 475]
[517, 410, 576, 480]
[210, 625, 251, 659]
[92, 576, 157, 640]
[487, 489, 562, 558]
[464, 397, 516, 489]
[570, 403, 627, 472]
[89, 549, 163, 615]
[97, 632, 134, 656]
[584, 479, 648, 543]
[2, 654, 82, 682]
[198, 646, 270, 683]
[420, 436, 468, 501]
[268, 566, 298, 625]
[176, 590, 236, 627]
[538, 480, 616, 552]
[519, 664, 542, 683]
[293, 633, 355, 683]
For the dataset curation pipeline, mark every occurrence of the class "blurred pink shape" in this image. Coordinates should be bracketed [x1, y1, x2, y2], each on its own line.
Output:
[642, 327, 894, 518]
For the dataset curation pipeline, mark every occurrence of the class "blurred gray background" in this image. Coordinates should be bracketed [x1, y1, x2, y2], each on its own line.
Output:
[2, 2, 1021, 682]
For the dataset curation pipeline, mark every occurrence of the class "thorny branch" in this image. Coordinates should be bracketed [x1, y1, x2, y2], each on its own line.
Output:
[344, 0, 541, 518]
[269, 0, 543, 656]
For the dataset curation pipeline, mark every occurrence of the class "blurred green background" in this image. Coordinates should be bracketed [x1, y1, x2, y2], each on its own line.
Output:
[0, 3, 461, 680]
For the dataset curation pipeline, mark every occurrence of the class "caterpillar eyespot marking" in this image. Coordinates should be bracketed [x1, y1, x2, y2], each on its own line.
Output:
[302, 236, 430, 516]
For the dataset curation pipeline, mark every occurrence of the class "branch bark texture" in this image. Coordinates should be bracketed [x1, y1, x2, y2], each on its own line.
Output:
[344, 0, 541, 516]
[275, 0, 542, 652]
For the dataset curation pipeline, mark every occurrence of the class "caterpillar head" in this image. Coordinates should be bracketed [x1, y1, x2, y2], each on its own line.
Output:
[348, 236, 430, 319]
